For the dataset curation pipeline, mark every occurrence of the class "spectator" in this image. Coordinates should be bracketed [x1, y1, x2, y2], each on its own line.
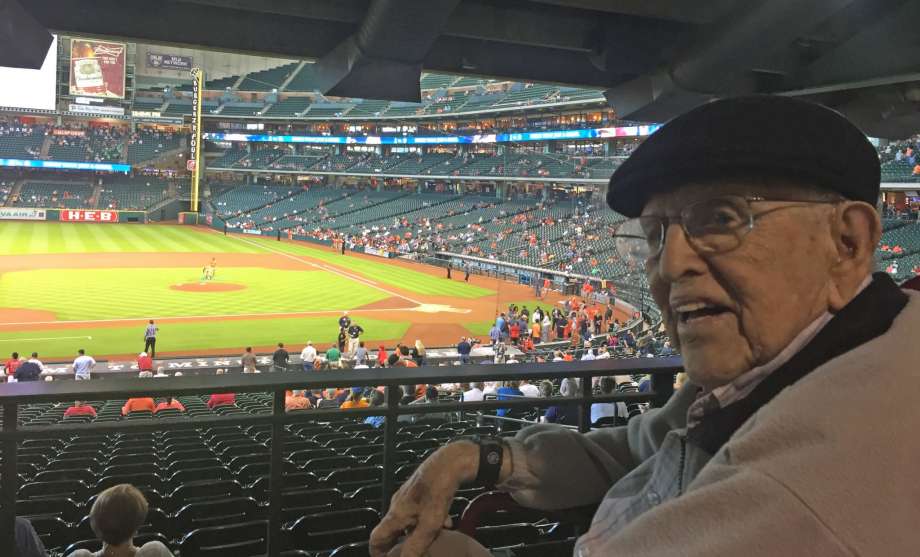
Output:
[136, 352, 153, 372]
[68, 484, 174, 557]
[364, 390, 386, 428]
[496, 381, 524, 417]
[285, 389, 312, 411]
[462, 382, 484, 402]
[354, 341, 369, 366]
[376, 345, 388, 367]
[14, 355, 43, 382]
[337, 329, 347, 353]
[411, 340, 426, 366]
[154, 397, 185, 413]
[15, 517, 47, 557]
[537, 380, 554, 398]
[241, 346, 258, 373]
[316, 388, 341, 409]
[300, 341, 317, 371]
[544, 378, 579, 426]
[406, 386, 447, 423]
[488, 324, 501, 346]
[456, 337, 472, 364]
[341, 387, 369, 409]
[591, 376, 626, 425]
[581, 343, 596, 361]
[272, 342, 289, 372]
[4, 351, 21, 377]
[207, 369, 236, 409]
[64, 400, 97, 418]
[122, 377, 156, 416]
[518, 379, 540, 398]
[72, 348, 96, 380]
[325, 346, 341, 367]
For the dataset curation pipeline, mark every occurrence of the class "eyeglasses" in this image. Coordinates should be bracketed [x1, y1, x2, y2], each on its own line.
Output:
[610, 195, 840, 263]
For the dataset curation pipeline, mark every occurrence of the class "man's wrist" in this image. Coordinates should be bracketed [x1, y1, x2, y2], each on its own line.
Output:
[443, 439, 481, 484]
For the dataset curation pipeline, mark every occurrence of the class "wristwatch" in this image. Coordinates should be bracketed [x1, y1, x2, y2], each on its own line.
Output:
[466, 435, 504, 488]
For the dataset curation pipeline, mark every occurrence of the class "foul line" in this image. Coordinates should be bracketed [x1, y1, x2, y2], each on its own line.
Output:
[231, 236, 425, 306]
[0, 307, 410, 327]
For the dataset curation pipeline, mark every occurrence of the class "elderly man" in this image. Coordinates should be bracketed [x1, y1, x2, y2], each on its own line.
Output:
[371, 96, 920, 556]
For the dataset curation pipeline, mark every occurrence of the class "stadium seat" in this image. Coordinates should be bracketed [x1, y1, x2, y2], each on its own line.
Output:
[174, 496, 264, 531]
[179, 520, 269, 557]
[286, 507, 379, 552]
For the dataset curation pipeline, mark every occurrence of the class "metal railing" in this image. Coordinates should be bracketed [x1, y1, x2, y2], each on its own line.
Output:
[0, 357, 682, 555]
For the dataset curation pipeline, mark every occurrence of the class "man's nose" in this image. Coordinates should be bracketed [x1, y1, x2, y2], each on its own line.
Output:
[656, 223, 706, 282]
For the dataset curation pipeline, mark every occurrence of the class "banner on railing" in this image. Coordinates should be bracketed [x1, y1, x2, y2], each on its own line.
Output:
[242, 228, 262, 236]
[60, 210, 119, 223]
[0, 208, 46, 221]
[363, 246, 392, 258]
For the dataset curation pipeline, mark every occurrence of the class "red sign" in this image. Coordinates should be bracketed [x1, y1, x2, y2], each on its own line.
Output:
[60, 210, 119, 223]
[69, 39, 127, 99]
[186, 159, 197, 172]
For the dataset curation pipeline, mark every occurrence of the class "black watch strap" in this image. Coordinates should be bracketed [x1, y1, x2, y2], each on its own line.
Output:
[470, 435, 503, 488]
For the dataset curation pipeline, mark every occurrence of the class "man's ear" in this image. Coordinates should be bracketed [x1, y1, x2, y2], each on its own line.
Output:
[827, 201, 880, 311]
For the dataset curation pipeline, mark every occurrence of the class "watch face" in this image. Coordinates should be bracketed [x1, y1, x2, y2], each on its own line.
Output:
[486, 451, 501, 465]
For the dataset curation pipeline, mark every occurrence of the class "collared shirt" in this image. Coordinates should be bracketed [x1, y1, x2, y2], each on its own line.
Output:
[301, 345, 317, 362]
[73, 355, 95, 378]
[463, 388, 484, 402]
[688, 274, 872, 428]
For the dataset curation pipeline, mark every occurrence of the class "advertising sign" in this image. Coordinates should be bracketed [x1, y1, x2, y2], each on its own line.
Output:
[0, 158, 131, 173]
[0, 208, 46, 221]
[68, 103, 125, 116]
[147, 52, 193, 71]
[363, 246, 392, 258]
[69, 39, 126, 99]
[60, 210, 119, 223]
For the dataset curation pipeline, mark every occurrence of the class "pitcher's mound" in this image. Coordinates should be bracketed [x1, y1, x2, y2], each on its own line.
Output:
[170, 282, 246, 293]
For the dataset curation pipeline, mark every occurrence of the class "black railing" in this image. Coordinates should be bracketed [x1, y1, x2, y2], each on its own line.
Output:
[0, 357, 682, 555]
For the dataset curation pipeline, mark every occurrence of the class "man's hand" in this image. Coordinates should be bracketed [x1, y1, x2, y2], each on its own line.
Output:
[369, 441, 479, 557]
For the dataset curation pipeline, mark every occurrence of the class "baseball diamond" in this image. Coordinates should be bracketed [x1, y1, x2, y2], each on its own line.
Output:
[0, 221, 588, 360]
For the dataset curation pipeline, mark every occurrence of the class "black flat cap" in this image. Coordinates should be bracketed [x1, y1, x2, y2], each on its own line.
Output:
[606, 95, 881, 217]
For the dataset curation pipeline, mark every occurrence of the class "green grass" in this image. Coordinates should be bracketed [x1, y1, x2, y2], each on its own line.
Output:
[240, 236, 495, 299]
[0, 222, 261, 254]
[0, 316, 409, 360]
[0, 267, 389, 320]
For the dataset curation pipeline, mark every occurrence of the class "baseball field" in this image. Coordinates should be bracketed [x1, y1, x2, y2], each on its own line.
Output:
[0, 221, 578, 361]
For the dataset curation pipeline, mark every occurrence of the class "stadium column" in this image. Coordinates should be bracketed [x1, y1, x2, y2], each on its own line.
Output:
[577, 372, 592, 433]
[0, 403, 17, 551]
[381, 385, 401, 514]
[268, 389, 284, 557]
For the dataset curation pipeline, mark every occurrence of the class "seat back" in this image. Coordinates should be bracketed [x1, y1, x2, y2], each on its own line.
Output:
[179, 520, 268, 557]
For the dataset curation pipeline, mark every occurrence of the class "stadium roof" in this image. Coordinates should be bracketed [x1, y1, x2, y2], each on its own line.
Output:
[12, 0, 920, 137]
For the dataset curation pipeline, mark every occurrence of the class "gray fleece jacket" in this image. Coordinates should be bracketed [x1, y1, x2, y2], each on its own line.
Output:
[497, 289, 920, 556]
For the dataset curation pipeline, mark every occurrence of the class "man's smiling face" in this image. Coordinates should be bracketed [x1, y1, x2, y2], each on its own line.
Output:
[643, 181, 841, 389]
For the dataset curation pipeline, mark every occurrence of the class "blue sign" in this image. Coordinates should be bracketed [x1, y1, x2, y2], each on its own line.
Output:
[0, 158, 132, 173]
[203, 124, 661, 147]
[147, 52, 193, 71]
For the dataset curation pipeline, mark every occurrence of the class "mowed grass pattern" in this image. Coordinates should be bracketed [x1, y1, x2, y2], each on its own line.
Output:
[241, 236, 495, 299]
[0, 267, 390, 320]
[0, 222, 261, 254]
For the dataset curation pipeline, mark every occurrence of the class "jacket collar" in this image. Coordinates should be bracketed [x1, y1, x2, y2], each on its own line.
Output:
[687, 272, 908, 455]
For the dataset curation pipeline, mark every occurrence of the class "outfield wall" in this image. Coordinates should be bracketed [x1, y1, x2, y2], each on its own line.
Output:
[0, 207, 147, 223]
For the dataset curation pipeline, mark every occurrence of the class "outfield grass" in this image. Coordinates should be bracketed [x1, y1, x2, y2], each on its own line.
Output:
[0, 222, 261, 254]
[241, 236, 495, 299]
[0, 267, 390, 320]
[0, 316, 409, 360]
